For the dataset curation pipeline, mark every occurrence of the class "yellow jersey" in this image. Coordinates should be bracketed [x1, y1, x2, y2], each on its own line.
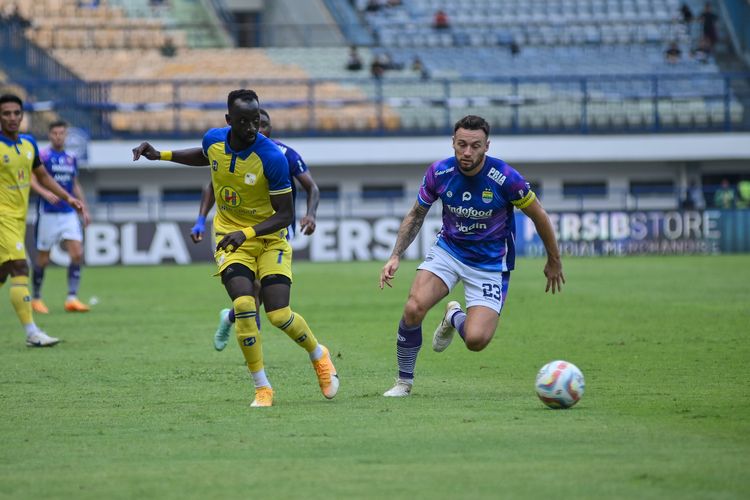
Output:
[202, 128, 292, 239]
[0, 133, 40, 220]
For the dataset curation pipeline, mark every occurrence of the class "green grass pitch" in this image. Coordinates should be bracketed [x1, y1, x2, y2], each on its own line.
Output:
[1, 255, 748, 499]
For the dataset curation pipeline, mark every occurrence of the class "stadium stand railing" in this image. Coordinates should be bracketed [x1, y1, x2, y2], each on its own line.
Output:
[0, 21, 107, 137]
[3, 74, 747, 139]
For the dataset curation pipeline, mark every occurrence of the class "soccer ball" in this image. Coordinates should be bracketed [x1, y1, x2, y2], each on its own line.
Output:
[535, 360, 585, 409]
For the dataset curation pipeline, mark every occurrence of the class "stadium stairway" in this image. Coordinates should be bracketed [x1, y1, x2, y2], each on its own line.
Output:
[321, 0, 375, 47]
[169, 0, 231, 48]
[262, 0, 345, 47]
[107, 0, 229, 48]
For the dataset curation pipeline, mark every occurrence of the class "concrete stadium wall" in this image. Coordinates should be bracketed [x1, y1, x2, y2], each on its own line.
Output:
[25, 134, 750, 266]
[52, 132, 749, 222]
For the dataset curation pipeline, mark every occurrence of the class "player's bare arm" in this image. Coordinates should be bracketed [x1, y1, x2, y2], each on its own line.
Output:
[521, 199, 565, 294]
[131, 144, 209, 166]
[200, 181, 216, 218]
[73, 178, 91, 226]
[33, 166, 83, 212]
[296, 172, 319, 235]
[30, 172, 60, 205]
[216, 191, 295, 253]
[380, 202, 430, 289]
[190, 181, 216, 243]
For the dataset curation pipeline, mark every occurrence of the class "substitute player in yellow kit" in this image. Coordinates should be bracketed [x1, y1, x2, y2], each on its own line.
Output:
[132, 89, 338, 407]
[0, 94, 83, 346]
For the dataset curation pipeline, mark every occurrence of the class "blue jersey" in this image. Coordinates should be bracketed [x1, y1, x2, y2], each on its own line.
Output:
[418, 155, 536, 272]
[272, 138, 309, 236]
[38, 146, 77, 214]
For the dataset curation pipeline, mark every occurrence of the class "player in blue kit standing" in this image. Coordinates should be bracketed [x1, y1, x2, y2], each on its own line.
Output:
[379, 115, 565, 397]
[30, 120, 91, 314]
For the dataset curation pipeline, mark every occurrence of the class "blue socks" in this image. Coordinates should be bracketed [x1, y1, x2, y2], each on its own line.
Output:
[32, 266, 44, 299]
[450, 309, 467, 341]
[67, 264, 81, 297]
[396, 318, 422, 381]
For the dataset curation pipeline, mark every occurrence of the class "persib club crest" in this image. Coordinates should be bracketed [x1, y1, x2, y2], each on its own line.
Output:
[482, 189, 493, 204]
[221, 186, 241, 207]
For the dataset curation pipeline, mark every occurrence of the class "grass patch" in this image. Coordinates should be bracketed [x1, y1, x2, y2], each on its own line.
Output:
[1, 256, 748, 499]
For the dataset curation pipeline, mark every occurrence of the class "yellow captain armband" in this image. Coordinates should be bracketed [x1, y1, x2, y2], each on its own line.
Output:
[160, 150, 173, 161]
[512, 190, 537, 210]
[241, 226, 256, 239]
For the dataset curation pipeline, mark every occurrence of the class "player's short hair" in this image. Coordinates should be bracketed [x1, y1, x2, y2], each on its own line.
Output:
[454, 115, 490, 137]
[0, 94, 23, 108]
[259, 108, 270, 120]
[49, 120, 68, 130]
[227, 89, 259, 110]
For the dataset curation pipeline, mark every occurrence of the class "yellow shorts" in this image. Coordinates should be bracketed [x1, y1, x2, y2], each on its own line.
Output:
[213, 233, 293, 282]
[0, 216, 27, 264]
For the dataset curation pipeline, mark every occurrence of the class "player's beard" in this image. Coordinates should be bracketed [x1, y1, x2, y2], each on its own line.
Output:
[457, 154, 484, 173]
[2, 121, 19, 134]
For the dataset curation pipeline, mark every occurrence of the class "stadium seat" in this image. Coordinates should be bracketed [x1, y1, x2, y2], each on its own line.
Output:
[5, 0, 741, 135]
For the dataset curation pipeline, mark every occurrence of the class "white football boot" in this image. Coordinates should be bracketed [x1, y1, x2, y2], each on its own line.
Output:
[213, 308, 232, 351]
[383, 379, 413, 397]
[26, 330, 60, 347]
[432, 300, 462, 352]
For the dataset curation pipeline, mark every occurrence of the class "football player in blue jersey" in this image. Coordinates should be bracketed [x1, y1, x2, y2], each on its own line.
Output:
[188, 108, 320, 351]
[132, 89, 337, 407]
[379, 115, 565, 397]
[30, 120, 92, 314]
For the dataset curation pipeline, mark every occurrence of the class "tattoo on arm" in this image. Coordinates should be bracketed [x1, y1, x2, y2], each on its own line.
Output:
[391, 203, 429, 258]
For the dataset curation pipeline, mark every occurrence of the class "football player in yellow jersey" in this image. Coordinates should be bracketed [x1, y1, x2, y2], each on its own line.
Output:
[189, 108, 320, 352]
[132, 89, 338, 407]
[0, 94, 84, 347]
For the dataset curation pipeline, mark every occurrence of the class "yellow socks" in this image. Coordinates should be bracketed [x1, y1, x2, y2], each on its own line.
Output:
[266, 306, 319, 354]
[233, 296, 263, 372]
[9, 276, 33, 326]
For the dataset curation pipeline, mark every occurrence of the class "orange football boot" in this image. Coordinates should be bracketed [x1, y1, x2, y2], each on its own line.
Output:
[64, 298, 90, 312]
[251, 386, 274, 407]
[312, 345, 339, 399]
[31, 299, 49, 314]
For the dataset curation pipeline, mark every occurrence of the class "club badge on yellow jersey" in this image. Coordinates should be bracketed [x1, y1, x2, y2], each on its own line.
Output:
[201, 128, 291, 238]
